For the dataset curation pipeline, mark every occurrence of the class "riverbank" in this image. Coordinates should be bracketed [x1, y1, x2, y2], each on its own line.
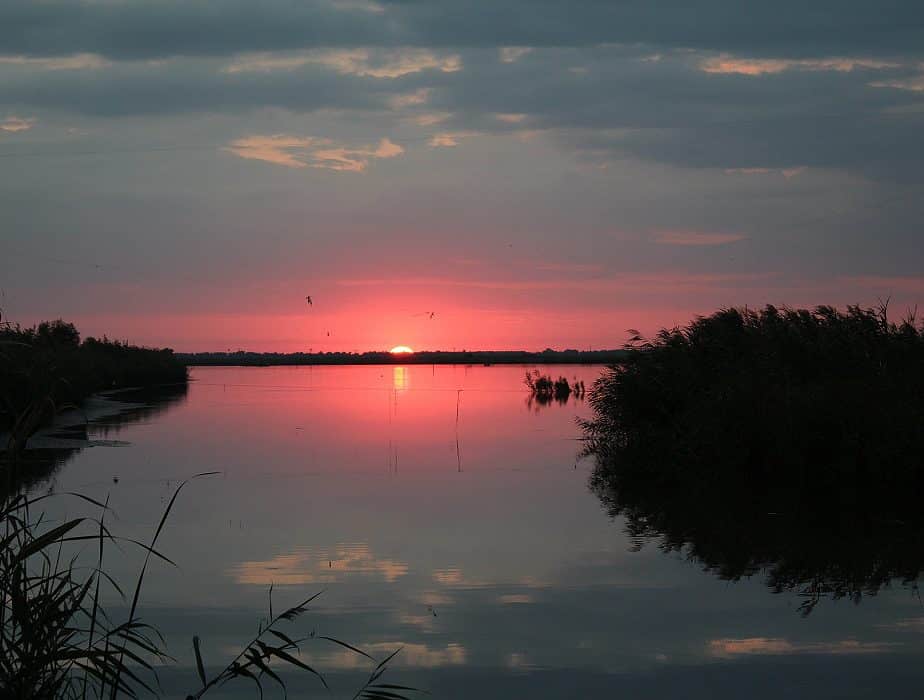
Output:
[1, 320, 188, 452]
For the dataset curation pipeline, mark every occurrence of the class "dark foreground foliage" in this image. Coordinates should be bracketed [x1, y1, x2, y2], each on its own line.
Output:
[0, 320, 187, 452]
[584, 304, 924, 612]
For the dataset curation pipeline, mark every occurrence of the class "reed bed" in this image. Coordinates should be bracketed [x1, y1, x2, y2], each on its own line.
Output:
[1, 320, 187, 457]
[583, 304, 924, 504]
[583, 304, 924, 612]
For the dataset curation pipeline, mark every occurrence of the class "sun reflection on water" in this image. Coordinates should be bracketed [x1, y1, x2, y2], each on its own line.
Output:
[393, 365, 409, 391]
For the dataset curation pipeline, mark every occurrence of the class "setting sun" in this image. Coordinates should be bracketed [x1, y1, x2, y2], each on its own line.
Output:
[389, 345, 414, 354]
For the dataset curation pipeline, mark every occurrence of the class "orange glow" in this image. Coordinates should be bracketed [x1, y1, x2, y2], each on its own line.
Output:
[390, 345, 414, 354]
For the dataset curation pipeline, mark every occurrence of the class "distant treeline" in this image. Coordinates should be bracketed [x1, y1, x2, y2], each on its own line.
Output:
[178, 348, 626, 366]
[1, 320, 187, 447]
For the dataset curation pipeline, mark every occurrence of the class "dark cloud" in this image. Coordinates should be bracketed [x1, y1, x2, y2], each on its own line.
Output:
[426, 50, 924, 179]
[1, 0, 922, 60]
[3, 44, 923, 181]
[0, 59, 390, 115]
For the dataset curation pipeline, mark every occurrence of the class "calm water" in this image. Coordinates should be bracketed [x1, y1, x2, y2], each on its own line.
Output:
[35, 365, 924, 698]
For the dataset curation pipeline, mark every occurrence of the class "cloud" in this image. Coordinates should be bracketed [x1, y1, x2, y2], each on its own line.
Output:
[0, 53, 109, 70]
[724, 166, 807, 178]
[652, 231, 746, 246]
[0, 115, 35, 132]
[224, 134, 403, 171]
[389, 88, 431, 109]
[3, 0, 923, 60]
[2, 42, 922, 181]
[372, 137, 403, 158]
[413, 112, 452, 126]
[311, 137, 404, 171]
[429, 131, 477, 147]
[329, 0, 385, 14]
[724, 167, 773, 175]
[433, 567, 463, 584]
[225, 48, 461, 78]
[700, 55, 900, 76]
[223, 135, 321, 168]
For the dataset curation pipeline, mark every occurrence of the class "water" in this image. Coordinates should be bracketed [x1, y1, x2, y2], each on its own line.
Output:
[32, 365, 924, 698]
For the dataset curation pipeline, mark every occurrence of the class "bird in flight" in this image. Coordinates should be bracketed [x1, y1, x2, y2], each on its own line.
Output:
[414, 311, 437, 319]
[305, 296, 313, 306]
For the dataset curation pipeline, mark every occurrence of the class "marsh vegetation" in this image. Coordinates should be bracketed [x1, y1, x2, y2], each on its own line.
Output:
[584, 304, 924, 611]
[1, 320, 187, 455]
[524, 370, 586, 406]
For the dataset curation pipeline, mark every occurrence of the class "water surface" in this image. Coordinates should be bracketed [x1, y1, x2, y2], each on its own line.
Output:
[37, 365, 924, 698]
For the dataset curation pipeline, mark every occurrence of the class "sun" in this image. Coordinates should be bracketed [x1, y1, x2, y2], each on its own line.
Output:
[390, 345, 414, 354]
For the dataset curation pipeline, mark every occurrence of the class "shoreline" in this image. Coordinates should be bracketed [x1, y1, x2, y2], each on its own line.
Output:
[1, 383, 189, 455]
[178, 349, 626, 367]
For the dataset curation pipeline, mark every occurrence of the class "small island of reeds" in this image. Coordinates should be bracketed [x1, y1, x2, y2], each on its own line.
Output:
[525, 370, 586, 405]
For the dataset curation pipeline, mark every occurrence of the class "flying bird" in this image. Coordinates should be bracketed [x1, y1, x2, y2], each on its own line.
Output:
[305, 296, 313, 306]
[414, 311, 437, 319]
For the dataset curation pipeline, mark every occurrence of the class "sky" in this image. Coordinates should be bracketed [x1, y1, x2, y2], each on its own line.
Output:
[1, 0, 923, 352]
